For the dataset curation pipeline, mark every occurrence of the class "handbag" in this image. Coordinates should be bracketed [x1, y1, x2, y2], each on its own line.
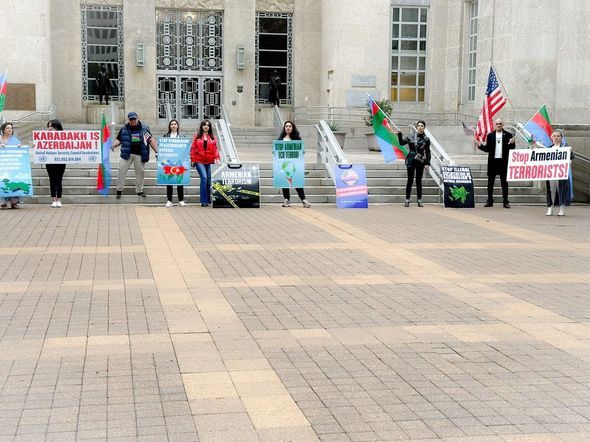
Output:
[414, 152, 425, 163]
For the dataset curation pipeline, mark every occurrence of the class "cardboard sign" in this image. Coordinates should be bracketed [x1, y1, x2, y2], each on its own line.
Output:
[334, 164, 368, 208]
[442, 165, 474, 209]
[33, 130, 101, 164]
[0, 147, 34, 197]
[211, 163, 260, 208]
[507, 147, 571, 181]
[156, 137, 191, 186]
[272, 140, 305, 188]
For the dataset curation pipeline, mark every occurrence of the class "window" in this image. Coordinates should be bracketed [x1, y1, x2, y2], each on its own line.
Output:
[255, 13, 293, 105]
[81, 5, 124, 102]
[467, 1, 478, 101]
[390, 6, 427, 102]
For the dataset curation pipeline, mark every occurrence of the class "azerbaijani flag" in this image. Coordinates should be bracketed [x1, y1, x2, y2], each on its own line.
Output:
[524, 105, 553, 147]
[369, 97, 407, 163]
[97, 113, 112, 196]
[0, 70, 7, 112]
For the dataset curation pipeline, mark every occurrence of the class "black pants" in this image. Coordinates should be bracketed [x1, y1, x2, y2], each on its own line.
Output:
[487, 159, 509, 203]
[99, 94, 109, 105]
[406, 165, 424, 199]
[166, 185, 184, 202]
[46, 164, 66, 198]
[282, 188, 305, 201]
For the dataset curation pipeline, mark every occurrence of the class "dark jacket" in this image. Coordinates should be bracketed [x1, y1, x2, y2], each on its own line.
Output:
[118, 122, 152, 162]
[479, 130, 514, 176]
[398, 132, 431, 167]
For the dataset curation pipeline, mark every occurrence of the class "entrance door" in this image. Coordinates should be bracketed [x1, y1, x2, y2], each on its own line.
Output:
[156, 9, 223, 125]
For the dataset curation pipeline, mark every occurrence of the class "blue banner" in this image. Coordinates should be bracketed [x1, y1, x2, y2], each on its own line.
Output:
[272, 140, 305, 188]
[156, 137, 191, 186]
[334, 164, 368, 208]
[0, 147, 34, 197]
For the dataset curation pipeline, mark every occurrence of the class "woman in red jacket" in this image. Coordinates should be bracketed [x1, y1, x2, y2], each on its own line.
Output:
[190, 119, 220, 206]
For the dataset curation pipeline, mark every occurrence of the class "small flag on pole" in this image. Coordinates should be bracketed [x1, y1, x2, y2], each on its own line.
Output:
[368, 96, 407, 163]
[461, 121, 475, 137]
[474, 66, 507, 142]
[0, 70, 8, 112]
[523, 105, 553, 147]
[97, 113, 112, 196]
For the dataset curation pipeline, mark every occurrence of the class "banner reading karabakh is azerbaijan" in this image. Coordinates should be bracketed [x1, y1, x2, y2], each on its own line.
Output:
[156, 137, 191, 185]
[368, 96, 407, 163]
[524, 105, 553, 147]
[0, 147, 34, 198]
[272, 140, 305, 188]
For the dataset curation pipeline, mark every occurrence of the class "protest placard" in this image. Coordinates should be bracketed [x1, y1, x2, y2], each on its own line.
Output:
[0, 147, 33, 197]
[334, 164, 368, 208]
[442, 165, 474, 208]
[272, 140, 305, 188]
[156, 137, 191, 186]
[33, 130, 101, 164]
[211, 163, 260, 208]
[507, 147, 570, 181]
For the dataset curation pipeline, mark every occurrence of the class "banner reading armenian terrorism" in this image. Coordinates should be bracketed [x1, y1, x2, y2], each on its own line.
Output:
[211, 163, 261, 208]
[156, 137, 191, 186]
[334, 164, 368, 208]
[442, 165, 474, 209]
[0, 147, 34, 198]
[507, 147, 570, 182]
[272, 140, 304, 188]
[32, 130, 101, 164]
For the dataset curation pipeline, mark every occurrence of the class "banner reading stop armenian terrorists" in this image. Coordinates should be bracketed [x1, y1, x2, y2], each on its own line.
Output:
[272, 140, 305, 188]
[507, 147, 571, 182]
[156, 137, 191, 186]
[33, 130, 101, 164]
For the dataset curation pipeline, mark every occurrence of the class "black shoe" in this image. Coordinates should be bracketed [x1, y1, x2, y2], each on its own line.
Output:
[137, 192, 147, 198]
[116, 191, 122, 199]
[503, 202, 511, 209]
[484, 201, 493, 207]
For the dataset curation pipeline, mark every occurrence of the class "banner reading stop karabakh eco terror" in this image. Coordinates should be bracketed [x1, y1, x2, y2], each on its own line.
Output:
[0, 147, 34, 197]
[156, 137, 191, 186]
[273, 140, 305, 188]
[442, 165, 474, 209]
[507, 147, 571, 181]
[33, 130, 101, 164]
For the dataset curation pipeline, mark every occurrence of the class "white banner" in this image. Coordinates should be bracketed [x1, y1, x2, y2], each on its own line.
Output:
[33, 130, 101, 164]
[507, 147, 571, 182]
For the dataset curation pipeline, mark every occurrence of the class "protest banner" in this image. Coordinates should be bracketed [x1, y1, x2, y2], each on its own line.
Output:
[32, 130, 101, 164]
[211, 163, 260, 208]
[442, 165, 474, 208]
[507, 147, 570, 181]
[334, 164, 368, 208]
[0, 147, 34, 197]
[272, 140, 305, 188]
[156, 137, 191, 185]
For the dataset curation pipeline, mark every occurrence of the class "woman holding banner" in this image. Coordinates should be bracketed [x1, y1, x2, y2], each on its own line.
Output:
[164, 119, 186, 207]
[545, 130, 573, 217]
[46, 119, 66, 208]
[0, 122, 22, 209]
[190, 119, 220, 207]
[396, 120, 431, 207]
[278, 121, 311, 208]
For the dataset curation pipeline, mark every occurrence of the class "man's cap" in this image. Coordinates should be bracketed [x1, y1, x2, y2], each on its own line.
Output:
[128, 112, 138, 119]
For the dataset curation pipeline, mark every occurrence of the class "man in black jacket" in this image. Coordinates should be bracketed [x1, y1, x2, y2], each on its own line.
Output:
[478, 119, 515, 208]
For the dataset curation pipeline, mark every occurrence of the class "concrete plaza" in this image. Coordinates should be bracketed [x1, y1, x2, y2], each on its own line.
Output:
[1, 203, 589, 441]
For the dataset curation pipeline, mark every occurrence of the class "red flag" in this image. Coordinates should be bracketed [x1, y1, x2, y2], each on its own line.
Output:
[474, 67, 507, 142]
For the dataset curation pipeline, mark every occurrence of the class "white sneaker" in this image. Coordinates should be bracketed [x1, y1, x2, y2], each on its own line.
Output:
[282, 199, 291, 207]
[302, 199, 311, 208]
[165, 201, 173, 208]
[51, 201, 57, 208]
[178, 201, 187, 207]
[56, 201, 62, 208]
[545, 206, 553, 216]
[558, 205, 565, 216]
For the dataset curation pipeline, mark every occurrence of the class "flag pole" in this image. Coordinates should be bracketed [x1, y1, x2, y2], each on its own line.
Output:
[365, 92, 401, 132]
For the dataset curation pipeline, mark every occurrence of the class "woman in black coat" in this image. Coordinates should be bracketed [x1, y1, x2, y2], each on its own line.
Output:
[396, 120, 431, 207]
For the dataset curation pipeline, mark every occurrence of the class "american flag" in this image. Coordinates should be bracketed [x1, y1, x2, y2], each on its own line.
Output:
[474, 67, 507, 142]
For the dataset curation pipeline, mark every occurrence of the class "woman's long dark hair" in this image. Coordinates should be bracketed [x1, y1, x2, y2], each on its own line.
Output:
[166, 119, 180, 137]
[0, 122, 13, 135]
[278, 120, 301, 140]
[47, 119, 64, 131]
[196, 119, 215, 140]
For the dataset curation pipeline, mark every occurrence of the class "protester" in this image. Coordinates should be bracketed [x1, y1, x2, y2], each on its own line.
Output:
[45, 119, 67, 208]
[545, 129, 573, 216]
[477, 118, 515, 208]
[190, 119, 219, 207]
[396, 120, 431, 207]
[0, 122, 22, 209]
[163, 119, 186, 207]
[278, 121, 310, 208]
[112, 112, 158, 199]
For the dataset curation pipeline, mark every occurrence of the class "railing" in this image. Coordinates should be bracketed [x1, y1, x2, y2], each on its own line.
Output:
[220, 104, 232, 127]
[408, 125, 454, 191]
[214, 118, 240, 163]
[272, 105, 285, 130]
[316, 119, 348, 181]
[10, 104, 56, 128]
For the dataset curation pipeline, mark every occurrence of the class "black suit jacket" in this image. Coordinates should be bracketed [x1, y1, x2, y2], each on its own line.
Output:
[478, 130, 514, 176]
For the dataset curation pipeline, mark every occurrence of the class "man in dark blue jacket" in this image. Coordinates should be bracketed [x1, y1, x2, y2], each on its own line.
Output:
[112, 112, 158, 199]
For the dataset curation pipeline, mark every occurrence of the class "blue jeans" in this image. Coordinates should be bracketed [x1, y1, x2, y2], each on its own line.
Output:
[195, 163, 212, 205]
